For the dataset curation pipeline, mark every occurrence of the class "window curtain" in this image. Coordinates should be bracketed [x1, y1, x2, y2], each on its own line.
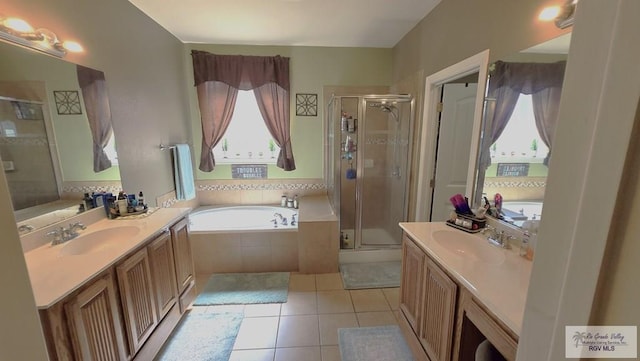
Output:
[489, 61, 566, 164]
[191, 50, 295, 171]
[76, 65, 113, 172]
[474, 61, 565, 204]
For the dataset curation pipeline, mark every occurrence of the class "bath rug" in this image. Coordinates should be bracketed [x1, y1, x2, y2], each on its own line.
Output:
[339, 261, 401, 289]
[338, 325, 415, 361]
[194, 272, 290, 305]
[156, 311, 243, 361]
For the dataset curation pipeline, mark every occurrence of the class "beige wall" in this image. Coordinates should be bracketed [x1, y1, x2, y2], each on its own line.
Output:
[590, 100, 640, 360]
[3, 0, 192, 205]
[0, 0, 192, 358]
[392, 0, 569, 84]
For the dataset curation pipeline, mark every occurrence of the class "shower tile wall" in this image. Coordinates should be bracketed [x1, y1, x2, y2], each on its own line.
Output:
[0, 99, 58, 210]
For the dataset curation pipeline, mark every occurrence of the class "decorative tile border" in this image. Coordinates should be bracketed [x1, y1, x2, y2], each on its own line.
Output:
[484, 180, 546, 188]
[61, 182, 123, 194]
[196, 181, 326, 192]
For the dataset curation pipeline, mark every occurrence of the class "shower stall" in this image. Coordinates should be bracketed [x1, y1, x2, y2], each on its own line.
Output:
[327, 94, 414, 252]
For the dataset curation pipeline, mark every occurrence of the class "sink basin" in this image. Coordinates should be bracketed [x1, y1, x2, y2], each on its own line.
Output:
[59, 226, 140, 256]
[432, 230, 505, 264]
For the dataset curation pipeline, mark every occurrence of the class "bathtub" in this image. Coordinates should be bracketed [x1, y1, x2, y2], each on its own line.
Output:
[188, 205, 298, 232]
[188, 205, 299, 274]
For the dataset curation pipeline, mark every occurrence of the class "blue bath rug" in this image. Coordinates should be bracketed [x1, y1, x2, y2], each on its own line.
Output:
[339, 261, 401, 289]
[194, 272, 290, 305]
[338, 326, 415, 361]
[156, 311, 243, 361]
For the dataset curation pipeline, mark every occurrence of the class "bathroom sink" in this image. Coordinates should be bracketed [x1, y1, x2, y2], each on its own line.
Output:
[59, 226, 140, 256]
[432, 230, 505, 264]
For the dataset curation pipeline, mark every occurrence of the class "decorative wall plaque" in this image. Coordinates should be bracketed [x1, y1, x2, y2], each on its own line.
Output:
[296, 93, 318, 116]
[53, 90, 82, 115]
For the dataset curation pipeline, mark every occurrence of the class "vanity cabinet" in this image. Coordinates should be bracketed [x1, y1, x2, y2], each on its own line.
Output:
[37, 215, 195, 361]
[420, 257, 457, 361]
[400, 234, 457, 361]
[65, 271, 128, 361]
[399, 232, 518, 361]
[147, 231, 178, 321]
[170, 218, 196, 312]
[400, 235, 426, 332]
[116, 247, 158, 356]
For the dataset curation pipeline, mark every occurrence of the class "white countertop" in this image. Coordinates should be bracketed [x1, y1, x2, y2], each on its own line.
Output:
[24, 207, 190, 309]
[399, 222, 532, 336]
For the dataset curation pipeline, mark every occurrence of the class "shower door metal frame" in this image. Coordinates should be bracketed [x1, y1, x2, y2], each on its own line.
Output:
[354, 94, 414, 249]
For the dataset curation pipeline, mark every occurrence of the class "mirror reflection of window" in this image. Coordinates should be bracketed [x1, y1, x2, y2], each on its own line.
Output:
[483, 94, 548, 225]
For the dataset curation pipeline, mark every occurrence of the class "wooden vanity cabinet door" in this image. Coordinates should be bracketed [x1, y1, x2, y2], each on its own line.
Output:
[419, 257, 458, 361]
[116, 248, 158, 357]
[65, 271, 127, 361]
[171, 218, 194, 295]
[400, 235, 426, 333]
[147, 231, 178, 321]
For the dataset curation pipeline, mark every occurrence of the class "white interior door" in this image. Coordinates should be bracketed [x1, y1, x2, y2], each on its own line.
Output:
[430, 83, 478, 221]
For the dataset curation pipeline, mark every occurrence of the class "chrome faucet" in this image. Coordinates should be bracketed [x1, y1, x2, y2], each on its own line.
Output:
[482, 225, 513, 249]
[47, 222, 86, 245]
[273, 212, 288, 226]
[17, 224, 34, 234]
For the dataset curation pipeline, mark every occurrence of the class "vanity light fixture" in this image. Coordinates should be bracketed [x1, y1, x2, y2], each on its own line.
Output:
[0, 14, 83, 58]
[539, 0, 578, 29]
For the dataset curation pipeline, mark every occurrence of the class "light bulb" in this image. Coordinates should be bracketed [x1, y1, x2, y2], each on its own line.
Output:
[62, 40, 83, 53]
[539, 6, 561, 21]
[4, 17, 34, 33]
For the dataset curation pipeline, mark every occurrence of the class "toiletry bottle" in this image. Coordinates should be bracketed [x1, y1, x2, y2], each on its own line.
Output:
[138, 191, 144, 207]
[281, 195, 287, 207]
[82, 193, 93, 210]
[287, 197, 294, 208]
[520, 231, 530, 257]
[293, 195, 299, 209]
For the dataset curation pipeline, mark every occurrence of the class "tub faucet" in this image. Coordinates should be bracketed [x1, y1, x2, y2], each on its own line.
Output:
[273, 212, 288, 226]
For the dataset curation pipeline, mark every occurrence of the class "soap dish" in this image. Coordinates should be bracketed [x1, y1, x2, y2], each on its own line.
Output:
[446, 212, 487, 233]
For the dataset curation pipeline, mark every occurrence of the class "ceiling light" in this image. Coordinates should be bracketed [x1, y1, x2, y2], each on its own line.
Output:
[0, 14, 82, 58]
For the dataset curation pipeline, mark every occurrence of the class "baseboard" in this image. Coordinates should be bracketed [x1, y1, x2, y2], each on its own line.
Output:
[133, 302, 182, 361]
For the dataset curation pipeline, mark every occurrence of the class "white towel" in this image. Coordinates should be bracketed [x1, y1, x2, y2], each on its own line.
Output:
[173, 144, 196, 200]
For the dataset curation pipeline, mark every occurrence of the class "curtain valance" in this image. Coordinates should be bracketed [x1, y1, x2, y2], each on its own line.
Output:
[489, 61, 566, 94]
[191, 50, 290, 91]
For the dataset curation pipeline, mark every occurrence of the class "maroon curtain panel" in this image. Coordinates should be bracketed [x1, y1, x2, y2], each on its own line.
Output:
[191, 50, 295, 171]
[76, 65, 113, 172]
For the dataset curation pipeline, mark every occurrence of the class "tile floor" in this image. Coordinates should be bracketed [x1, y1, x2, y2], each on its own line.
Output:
[191, 273, 401, 361]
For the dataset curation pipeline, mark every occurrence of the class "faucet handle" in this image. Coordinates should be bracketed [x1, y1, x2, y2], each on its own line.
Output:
[47, 228, 63, 245]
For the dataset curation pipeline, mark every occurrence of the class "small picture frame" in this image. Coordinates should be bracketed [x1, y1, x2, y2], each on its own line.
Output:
[296, 93, 318, 116]
[53, 90, 82, 115]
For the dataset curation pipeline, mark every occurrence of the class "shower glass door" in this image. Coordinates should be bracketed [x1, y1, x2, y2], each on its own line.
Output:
[357, 97, 413, 248]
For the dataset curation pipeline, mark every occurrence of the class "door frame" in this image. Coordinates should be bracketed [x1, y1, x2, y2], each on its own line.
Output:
[415, 50, 490, 221]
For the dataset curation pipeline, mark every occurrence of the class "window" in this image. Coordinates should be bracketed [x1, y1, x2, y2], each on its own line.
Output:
[103, 133, 118, 166]
[490, 94, 549, 161]
[212, 90, 280, 164]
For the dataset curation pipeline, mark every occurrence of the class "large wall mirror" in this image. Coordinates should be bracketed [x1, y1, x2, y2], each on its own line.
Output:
[0, 40, 122, 233]
[473, 33, 571, 229]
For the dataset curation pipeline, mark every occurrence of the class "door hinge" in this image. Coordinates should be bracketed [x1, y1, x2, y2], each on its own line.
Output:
[436, 102, 443, 112]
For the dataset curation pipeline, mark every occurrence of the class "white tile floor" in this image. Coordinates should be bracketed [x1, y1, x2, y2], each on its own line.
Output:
[190, 273, 401, 361]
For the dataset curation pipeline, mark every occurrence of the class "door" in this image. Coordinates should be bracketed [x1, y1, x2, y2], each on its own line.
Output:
[431, 83, 478, 221]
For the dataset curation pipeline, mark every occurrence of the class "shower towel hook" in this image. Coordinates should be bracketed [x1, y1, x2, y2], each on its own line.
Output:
[159, 143, 177, 151]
